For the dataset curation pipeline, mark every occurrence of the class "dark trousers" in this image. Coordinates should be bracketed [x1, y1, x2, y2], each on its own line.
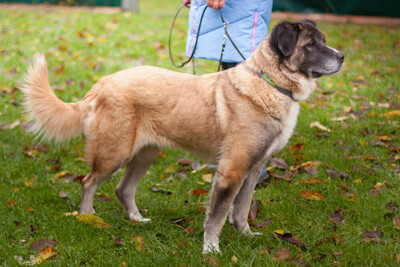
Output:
[221, 62, 238, 70]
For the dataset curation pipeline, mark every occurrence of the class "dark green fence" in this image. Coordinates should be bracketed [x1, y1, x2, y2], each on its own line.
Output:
[273, 0, 400, 18]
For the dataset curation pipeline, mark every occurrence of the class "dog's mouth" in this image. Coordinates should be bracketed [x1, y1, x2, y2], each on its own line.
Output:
[311, 71, 322, 78]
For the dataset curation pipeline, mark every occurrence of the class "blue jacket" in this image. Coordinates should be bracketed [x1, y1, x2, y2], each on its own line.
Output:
[186, 0, 273, 63]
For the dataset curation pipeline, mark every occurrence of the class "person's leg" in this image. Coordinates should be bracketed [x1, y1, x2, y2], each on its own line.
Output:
[221, 62, 238, 70]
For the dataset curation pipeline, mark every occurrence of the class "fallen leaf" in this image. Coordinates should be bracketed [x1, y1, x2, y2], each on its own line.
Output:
[393, 216, 400, 230]
[150, 185, 172, 195]
[202, 174, 213, 183]
[269, 157, 289, 169]
[369, 185, 383, 196]
[314, 237, 331, 247]
[303, 165, 317, 175]
[202, 256, 219, 266]
[190, 189, 209, 195]
[59, 190, 68, 199]
[289, 258, 308, 266]
[386, 202, 398, 212]
[184, 226, 195, 235]
[30, 239, 57, 250]
[132, 236, 145, 252]
[25, 247, 57, 265]
[76, 214, 110, 228]
[300, 178, 324, 184]
[274, 248, 291, 262]
[6, 200, 16, 206]
[177, 158, 194, 166]
[231, 255, 238, 263]
[98, 194, 113, 202]
[275, 232, 308, 249]
[310, 121, 331, 132]
[325, 169, 349, 179]
[362, 231, 383, 239]
[55, 171, 69, 179]
[257, 218, 273, 228]
[249, 198, 259, 221]
[330, 209, 344, 224]
[300, 190, 325, 200]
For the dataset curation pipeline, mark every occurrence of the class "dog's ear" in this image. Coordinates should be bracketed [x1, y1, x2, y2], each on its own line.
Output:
[270, 22, 300, 57]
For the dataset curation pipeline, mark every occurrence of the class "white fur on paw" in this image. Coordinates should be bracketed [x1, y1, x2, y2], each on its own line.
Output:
[130, 216, 151, 223]
[202, 242, 221, 254]
[250, 231, 262, 236]
[137, 218, 151, 223]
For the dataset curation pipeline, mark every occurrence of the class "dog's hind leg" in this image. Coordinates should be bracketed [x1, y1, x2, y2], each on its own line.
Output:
[80, 164, 120, 215]
[115, 145, 160, 222]
[229, 166, 263, 236]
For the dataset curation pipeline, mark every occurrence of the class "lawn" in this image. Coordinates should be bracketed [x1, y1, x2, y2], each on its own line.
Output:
[1, 1, 399, 266]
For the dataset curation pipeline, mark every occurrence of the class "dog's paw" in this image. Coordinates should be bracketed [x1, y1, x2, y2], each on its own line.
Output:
[248, 231, 263, 236]
[202, 242, 221, 254]
[137, 218, 151, 223]
[130, 215, 152, 223]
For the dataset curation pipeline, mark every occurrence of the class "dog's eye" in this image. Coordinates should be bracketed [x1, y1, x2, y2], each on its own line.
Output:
[306, 38, 315, 47]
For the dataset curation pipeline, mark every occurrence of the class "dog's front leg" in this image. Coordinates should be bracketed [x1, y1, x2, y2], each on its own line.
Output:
[203, 165, 247, 254]
[229, 166, 263, 236]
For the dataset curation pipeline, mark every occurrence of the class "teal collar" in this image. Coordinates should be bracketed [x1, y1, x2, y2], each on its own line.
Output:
[256, 71, 296, 102]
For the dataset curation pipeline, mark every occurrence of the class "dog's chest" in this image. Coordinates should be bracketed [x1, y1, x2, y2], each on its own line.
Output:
[264, 102, 300, 159]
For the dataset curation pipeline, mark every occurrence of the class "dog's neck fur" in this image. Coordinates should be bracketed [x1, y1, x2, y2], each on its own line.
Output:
[243, 36, 317, 101]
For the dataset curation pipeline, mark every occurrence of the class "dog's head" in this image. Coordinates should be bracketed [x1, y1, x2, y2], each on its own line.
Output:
[269, 20, 344, 78]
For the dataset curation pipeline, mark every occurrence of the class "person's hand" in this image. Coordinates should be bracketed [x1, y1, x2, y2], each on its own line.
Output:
[206, 0, 225, 9]
[182, 0, 191, 8]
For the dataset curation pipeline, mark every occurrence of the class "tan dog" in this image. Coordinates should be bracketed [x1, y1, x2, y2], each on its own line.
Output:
[22, 21, 343, 254]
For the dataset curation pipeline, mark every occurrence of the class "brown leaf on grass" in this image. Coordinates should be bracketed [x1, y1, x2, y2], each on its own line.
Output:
[386, 202, 398, 212]
[150, 185, 172, 195]
[303, 165, 317, 176]
[176, 158, 194, 166]
[274, 248, 291, 262]
[30, 239, 57, 250]
[315, 237, 331, 247]
[269, 157, 289, 170]
[288, 143, 305, 152]
[249, 198, 259, 221]
[362, 231, 383, 238]
[98, 194, 113, 202]
[330, 209, 344, 224]
[369, 185, 383, 196]
[184, 226, 195, 235]
[132, 236, 146, 252]
[202, 256, 219, 266]
[300, 190, 326, 200]
[325, 169, 349, 179]
[59, 190, 68, 199]
[393, 216, 400, 230]
[113, 237, 123, 245]
[190, 189, 209, 195]
[289, 258, 309, 266]
[257, 218, 273, 228]
[275, 232, 308, 249]
[300, 178, 324, 184]
[6, 200, 16, 206]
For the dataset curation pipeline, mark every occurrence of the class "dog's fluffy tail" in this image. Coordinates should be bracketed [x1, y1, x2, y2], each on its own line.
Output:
[21, 54, 83, 142]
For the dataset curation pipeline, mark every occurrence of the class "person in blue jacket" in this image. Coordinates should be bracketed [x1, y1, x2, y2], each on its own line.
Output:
[183, 0, 273, 184]
[184, 0, 273, 70]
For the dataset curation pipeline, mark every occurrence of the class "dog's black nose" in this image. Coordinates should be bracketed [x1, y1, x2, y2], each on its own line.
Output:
[337, 52, 345, 63]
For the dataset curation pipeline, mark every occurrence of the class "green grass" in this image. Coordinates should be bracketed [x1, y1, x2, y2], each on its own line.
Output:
[1, 2, 400, 266]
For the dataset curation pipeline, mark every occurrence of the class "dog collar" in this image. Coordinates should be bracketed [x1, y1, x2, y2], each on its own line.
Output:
[256, 71, 297, 102]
